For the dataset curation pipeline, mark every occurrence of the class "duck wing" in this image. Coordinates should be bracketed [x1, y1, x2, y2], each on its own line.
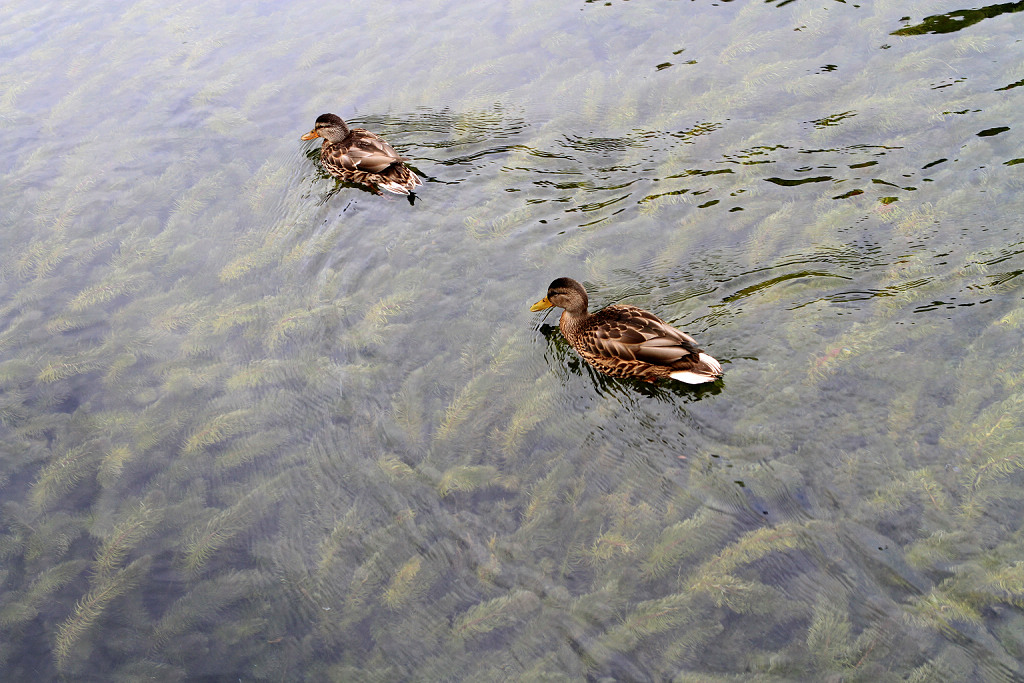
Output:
[331, 129, 407, 173]
[582, 305, 702, 366]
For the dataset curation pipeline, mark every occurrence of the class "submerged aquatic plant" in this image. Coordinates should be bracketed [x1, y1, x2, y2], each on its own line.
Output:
[1, 0, 1024, 680]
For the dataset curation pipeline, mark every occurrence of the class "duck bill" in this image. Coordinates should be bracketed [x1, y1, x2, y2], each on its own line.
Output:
[530, 297, 554, 312]
[300, 130, 319, 141]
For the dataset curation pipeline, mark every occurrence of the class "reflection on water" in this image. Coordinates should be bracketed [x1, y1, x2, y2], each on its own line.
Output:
[893, 2, 1024, 35]
[2, 0, 1024, 680]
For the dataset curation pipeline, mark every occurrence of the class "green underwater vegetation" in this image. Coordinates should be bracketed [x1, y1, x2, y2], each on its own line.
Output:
[1, 0, 1024, 679]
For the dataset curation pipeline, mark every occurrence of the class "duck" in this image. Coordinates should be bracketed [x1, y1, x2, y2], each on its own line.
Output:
[530, 277, 722, 384]
[300, 113, 422, 195]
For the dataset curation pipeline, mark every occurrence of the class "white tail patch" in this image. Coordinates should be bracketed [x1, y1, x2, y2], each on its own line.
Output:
[378, 183, 411, 195]
[698, 352, 722, 375]
[378, 172, 421, 195]
[669, 353, 722, 384]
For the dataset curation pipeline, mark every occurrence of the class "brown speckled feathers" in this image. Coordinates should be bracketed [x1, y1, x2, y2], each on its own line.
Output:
[531, 277, 722, 384]
[301, 113, 422, 195]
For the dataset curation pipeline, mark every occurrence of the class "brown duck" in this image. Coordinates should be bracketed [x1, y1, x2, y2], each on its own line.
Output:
[531, 277, 722, 384]
[301, 113, 422, 195]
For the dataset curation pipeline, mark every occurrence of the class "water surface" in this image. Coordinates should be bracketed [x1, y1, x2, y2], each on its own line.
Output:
[2, 0, 1024, 680]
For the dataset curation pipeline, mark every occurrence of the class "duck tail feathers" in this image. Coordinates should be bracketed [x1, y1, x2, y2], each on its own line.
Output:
[378, 169, 421, 195]
[669, 352, 722, 384]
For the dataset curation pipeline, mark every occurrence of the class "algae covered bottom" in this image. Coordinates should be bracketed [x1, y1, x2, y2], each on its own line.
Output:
[2, 0, 1024, 679]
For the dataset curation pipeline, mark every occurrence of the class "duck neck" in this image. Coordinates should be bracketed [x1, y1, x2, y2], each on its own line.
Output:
[559, 308, 588, 338]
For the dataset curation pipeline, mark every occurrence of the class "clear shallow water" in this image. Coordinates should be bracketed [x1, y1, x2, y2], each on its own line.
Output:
[2, 0, 1024, 680]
